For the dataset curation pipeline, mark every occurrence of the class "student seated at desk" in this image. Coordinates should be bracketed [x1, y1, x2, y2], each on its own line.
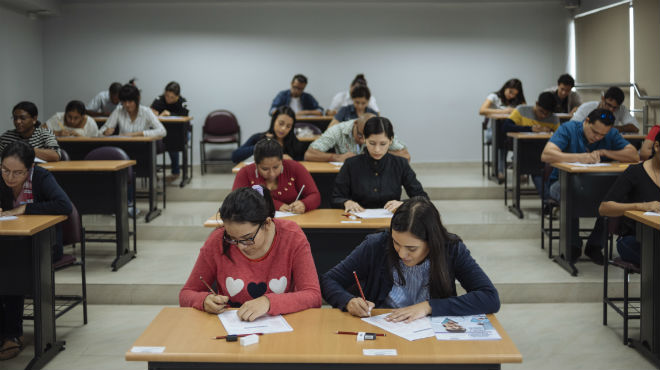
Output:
[232, 106, 305, 163]
[150, 81, 190, 183]
[0, 101, 61, 162]
[0, 141, 72, 360]
[326, 74, 380, 117]
[496, 92, 559, 180]
[99, 84, 166, 137]
[599, 131, 660, 266]
[332, 117, 426, 213]
[327, 85, 378, 129]
[543, 73, 582, 117]
[45, 100, 99, 137]
[233, 138, 320, 213]
[179, 186, 322, 321]
[540, 109, 640, 265]
[572, 87, 639, 133]
[86, 82, 122, 117]
[269, 74, 323, 117]
[478, 78, 526, 144]
[305, 113, 410, 162]
[640, 125, 660, 160]
[321, 197, 500, 321]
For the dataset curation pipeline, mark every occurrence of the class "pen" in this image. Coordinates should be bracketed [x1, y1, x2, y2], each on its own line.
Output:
[336, 331, 385, 336]
[212, 333, 264, 340]
[294, 185, 305, 202]
[342, 213, 362, 219]
[199, 276, 217, 295]
[353, 271, 370, 316]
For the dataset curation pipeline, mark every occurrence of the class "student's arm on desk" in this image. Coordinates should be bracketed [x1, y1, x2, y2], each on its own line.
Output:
[304, 148, 354, 162]
[478, 99, 513, 116]
[615, 124, 639, 133]
[24, 171, 72, 215]
[541, 142, 601, 164]
[595, 144, 639, 163]
[600, 201, 660, 217]
[179, 237, 228, 312]
[34, 148, 61, 162]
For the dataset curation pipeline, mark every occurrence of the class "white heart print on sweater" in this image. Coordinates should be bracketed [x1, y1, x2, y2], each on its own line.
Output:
[225, 277, 244, 297]
[268, 277, 287, 294]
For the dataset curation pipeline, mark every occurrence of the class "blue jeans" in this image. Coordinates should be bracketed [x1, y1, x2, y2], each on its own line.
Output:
[616, 235, 640, 266]
[168, 131, 191, 175]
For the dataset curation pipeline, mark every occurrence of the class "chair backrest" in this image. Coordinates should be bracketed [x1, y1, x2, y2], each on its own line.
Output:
[59, 149, 70, 161]
[62, 202, 82, 246]
[294, 122, 322, 135]
[203, 110, 240, 136]
[83, 146, 133, 181]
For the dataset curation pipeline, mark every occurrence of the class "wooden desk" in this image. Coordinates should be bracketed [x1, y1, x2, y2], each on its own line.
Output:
[126, 307, 522, 370]
[296, 134, 321, 143]
[296, 115, 333, 132]
[205, 209, 390, 275]
[57, 136, 162, 222]
[232, 161, 342, 208]
[505, 133, 552, 218]
[159, 117, 194, 188]
[0, 215, 67, 370]
[38, 160, 137, 270]
[624, 210, 660, 367]
[551, 162, 632, 275]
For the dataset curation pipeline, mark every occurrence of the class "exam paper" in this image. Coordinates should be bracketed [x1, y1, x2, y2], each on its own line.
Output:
[274, 211, 297, 218]
[353, 209, 393, 219]
[218, 310, 293, 335]
[362, 313, 434, 341]
[563, 162, 610, 167]
[431, 315, 501, 341]
[644, 211, 660, 217]
[329, 162, 343, 167]
[0, 216, 18, 221]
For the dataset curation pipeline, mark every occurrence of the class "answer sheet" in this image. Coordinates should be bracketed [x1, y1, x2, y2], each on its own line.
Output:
[352, 209, 393, 219]
[218, 310, 293, 335]
[362, 313, 434, 341]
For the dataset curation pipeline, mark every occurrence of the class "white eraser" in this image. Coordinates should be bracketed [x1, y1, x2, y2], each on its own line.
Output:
[239, 334, 259, 346]
[356, 332, 366, 342]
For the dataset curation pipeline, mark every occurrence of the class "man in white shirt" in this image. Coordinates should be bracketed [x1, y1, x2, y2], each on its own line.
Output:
[571, 86, 639, 133]
[87, 82, 122, 116]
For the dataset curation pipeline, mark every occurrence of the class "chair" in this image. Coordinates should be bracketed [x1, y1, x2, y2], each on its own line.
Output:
[59, 149, 70, 161]
[200, 110, 241, 175]
[481, 117, 492, 177]
[55, 203, 88, 324]
[602, 217, 641, 345]
[156, 139, 167, 209]
[540, 164, 560, 258]
[83, 146, 137, 253]
[294, 122, 323, 136]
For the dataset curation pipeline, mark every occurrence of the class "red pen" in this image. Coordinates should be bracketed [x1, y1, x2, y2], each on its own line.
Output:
[352, 271, 372, 316]
[212, 333, 264, 340]
[336, 331, 385, 336]
[343, 213, 362, 219]
[200, 276, 217, 295]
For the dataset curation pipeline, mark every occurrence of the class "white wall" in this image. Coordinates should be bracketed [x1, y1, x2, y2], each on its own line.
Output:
[0, 5, 44, 132]
[42, 1, 570, 163]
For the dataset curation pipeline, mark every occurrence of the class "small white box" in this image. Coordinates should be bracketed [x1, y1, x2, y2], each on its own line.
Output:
[239, 334, 260, 346]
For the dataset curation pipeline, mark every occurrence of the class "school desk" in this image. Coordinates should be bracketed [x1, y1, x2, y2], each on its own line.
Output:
[204, 209, 390, 275]
[159, 116, 194, 188]
[624, 210, 660, 367]
[38, 160, 137, 271]
[232, 161, 342, 209]
[126, 307, 522, 370]
[0, 215, 68, 370]
[296, 114, 333, 132]
[551, 162, 631, 276]
[57, 136, 163, 222]
[486, 113, 510, 183]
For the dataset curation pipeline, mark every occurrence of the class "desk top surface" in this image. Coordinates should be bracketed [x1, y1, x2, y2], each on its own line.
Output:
[57, 136, 162, 142]
[38, 160, 136, 172]
[297, 134, 321, 142]
[624, 210, 660, 231]
[295, 115, 333, 122]
[205, 209, 391, 229]
[93, 116, 192, 123]
[0, 215, 67, 236]
[552, 162, 633, 173]
[507, 132, 553, 139]
[232, 161, 342, 174]
[126, 307, 522, 365]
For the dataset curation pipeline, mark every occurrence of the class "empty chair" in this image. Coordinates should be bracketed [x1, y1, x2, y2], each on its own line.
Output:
[199, 110, 241, 174]
[55, 203, 88, 324]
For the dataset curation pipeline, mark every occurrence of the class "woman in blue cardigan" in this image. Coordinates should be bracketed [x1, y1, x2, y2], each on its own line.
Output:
[0, 141, 72, 360]
[321, 197, 499, 323]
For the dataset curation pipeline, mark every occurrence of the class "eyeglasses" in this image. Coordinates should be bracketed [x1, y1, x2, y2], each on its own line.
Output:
[1, 167, 29, 178]
[223, 222, 263, 246]
[603, 101, 619, 111]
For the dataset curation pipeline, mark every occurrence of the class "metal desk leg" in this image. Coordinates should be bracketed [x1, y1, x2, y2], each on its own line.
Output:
[554, 171, 578, 276]
[145, 141, 162, 223]
[508, 138, 523, 219]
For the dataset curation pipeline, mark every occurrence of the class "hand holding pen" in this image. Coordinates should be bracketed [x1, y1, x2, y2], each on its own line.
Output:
[346, 271, 374, 318]
[200, 276, 228, 314]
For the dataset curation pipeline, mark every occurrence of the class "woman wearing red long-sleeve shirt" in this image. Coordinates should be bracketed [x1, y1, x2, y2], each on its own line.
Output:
[233, 138, 320, 214]
[179, 185, 322, 321]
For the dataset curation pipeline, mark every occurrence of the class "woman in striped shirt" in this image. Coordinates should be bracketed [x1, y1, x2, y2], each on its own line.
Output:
[321, 197, 499, 322]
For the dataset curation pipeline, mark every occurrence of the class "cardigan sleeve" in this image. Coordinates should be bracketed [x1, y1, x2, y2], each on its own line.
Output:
[25, 168, 73, 215]
[331, 159, 353, 208]
[429, 241, 500, 316]
[143, 108, 167, 137]
[231, 133, 263, 163]
[401, 161, 428, 199]
[290, 161, 321, 211]
[179, 232, 220, 311]
[232, 166, 252, 191]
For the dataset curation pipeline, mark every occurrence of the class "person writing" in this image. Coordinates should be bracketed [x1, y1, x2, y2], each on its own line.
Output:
[233, 138, 321, 214]
[0, 102, 61, 162]
[599, 130, 660, 266]
[332, 117, 425, 213]
[321, 197, 500, 322]
[179, 186, 322, 321]
[0, 141, 72, 360]
[326, 74, 380, 116]
[327, 85, 378, 129]
[45, 100, 99, 137]
[99, 84, 166, 137]
[268, 74, 323, 117]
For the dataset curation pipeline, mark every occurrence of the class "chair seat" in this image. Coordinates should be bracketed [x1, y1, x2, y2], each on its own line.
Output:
[612, 257, 641, 273]
[202, 134, 239, 143]
[54, 254, 77, 270]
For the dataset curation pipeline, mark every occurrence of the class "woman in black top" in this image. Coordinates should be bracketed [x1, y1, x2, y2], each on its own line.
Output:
[150, 81, 190, 183]
[332, 117, 427, 213]
[0, 141, 72, 360]
[599, 131, 660, 266]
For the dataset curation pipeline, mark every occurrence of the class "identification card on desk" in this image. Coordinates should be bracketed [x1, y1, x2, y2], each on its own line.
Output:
[363, 349, 397, 356]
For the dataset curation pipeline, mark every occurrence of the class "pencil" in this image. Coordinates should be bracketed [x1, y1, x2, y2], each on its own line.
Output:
[294, 184, 305, 202]
[353, 271, 366, 302]
[199, 276, 217, 295]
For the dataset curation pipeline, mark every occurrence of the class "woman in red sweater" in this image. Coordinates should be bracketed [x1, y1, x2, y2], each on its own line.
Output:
[233, 138, 320, 213]
[179, 185, 322, 321]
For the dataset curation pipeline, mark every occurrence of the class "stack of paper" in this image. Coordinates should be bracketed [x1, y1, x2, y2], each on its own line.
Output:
[361, 314, 434, 341]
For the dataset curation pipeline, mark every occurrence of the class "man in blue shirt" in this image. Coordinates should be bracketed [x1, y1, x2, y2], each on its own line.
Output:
[269, 74, 323, 116]
[540, 108, 639, 264]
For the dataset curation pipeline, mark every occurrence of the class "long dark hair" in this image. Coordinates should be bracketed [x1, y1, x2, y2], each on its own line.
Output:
[495, 78, 525, 107]
[219, 186, 275, 256]
[267, 106, 301, 159]
[386, 197, 459, 299]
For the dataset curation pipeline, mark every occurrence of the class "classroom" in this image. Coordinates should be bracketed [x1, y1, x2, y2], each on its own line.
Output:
[0, 0, 659, 369]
